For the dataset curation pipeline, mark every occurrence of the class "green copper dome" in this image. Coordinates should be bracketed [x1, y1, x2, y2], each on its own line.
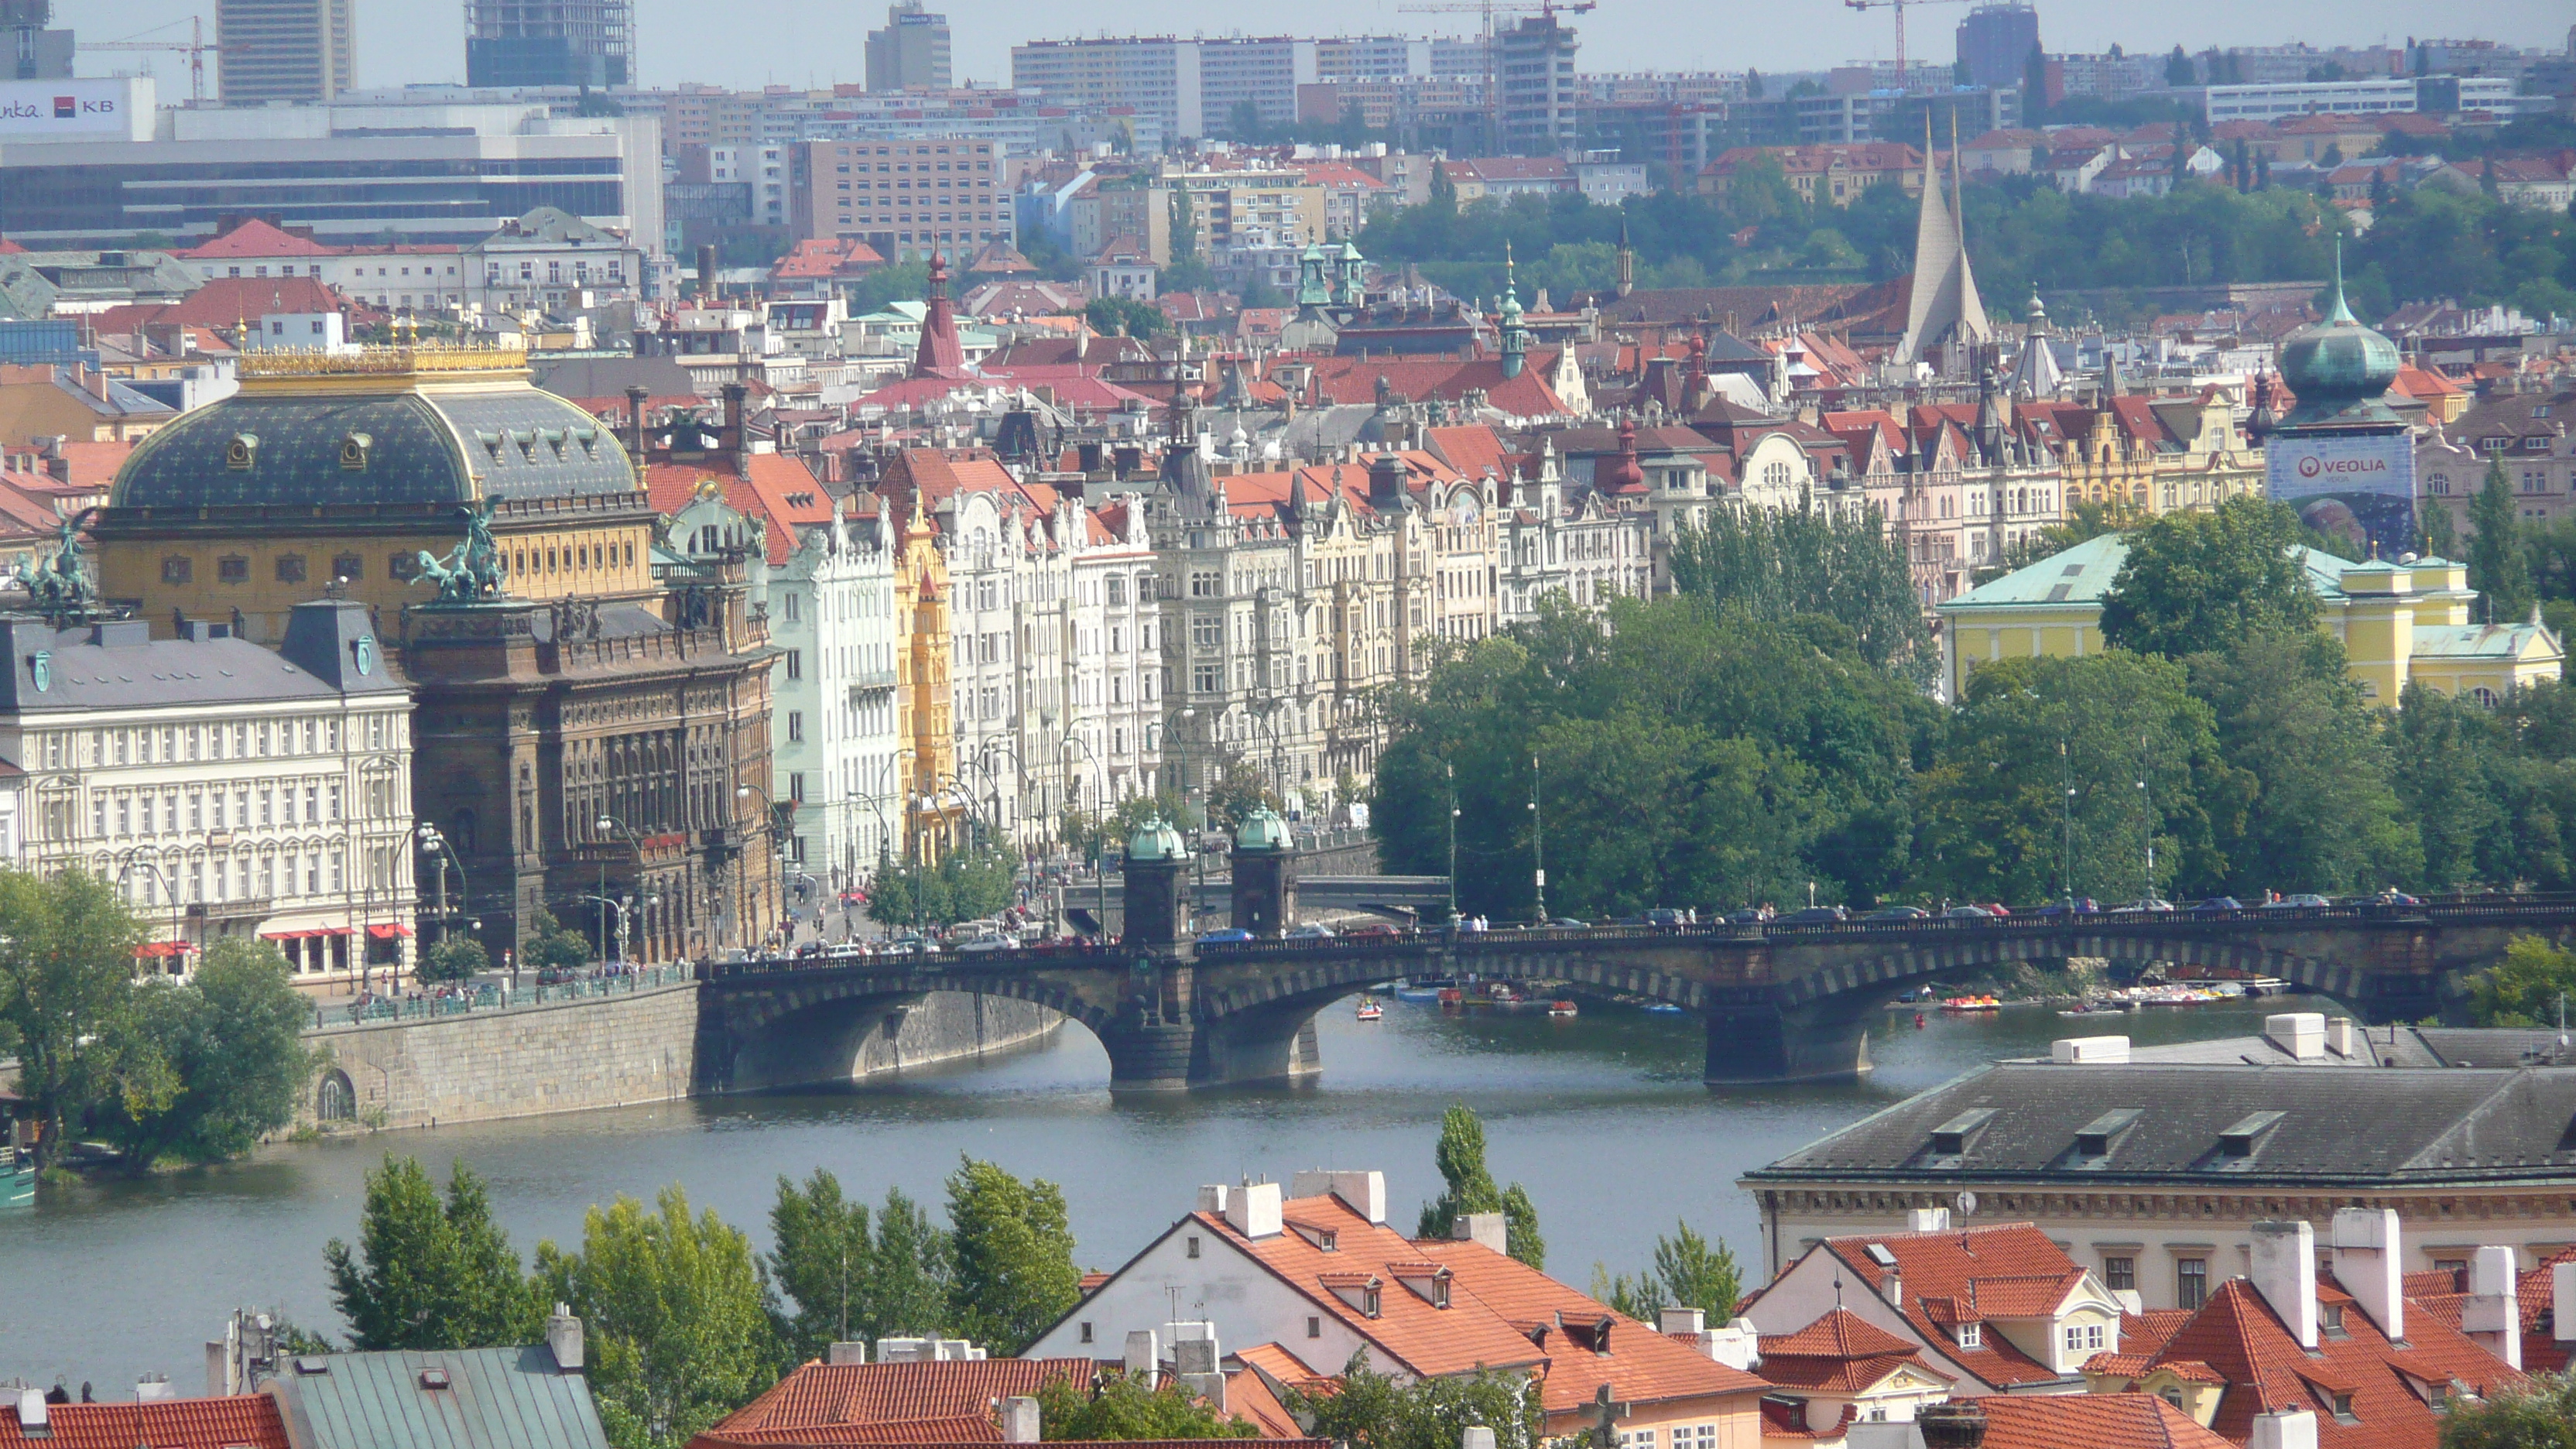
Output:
[2275, 253, 2403, 429]
[1125, 814, 1189, 863]
[1234, 806, 1290, 852]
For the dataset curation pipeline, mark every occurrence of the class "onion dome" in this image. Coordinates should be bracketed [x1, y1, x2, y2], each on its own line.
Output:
[1125, 814, 1189, 863]
[1234, 806, 1291, 852]
[2275, 248, 2402, 429]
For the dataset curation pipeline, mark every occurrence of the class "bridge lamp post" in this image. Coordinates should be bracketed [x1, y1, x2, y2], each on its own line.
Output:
[1445, 760, 1460, 928]
[595, 814, 649, 961]
[1060, 733, 1109, 940]
[115, 848, 184, 980]
[414, 822, 484, 978]
[1529, 753, 1546, 923]
[735, 782, 791, 951]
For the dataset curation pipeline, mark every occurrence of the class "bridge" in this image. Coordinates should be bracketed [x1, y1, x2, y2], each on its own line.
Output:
[690, 898, 2576, 1093]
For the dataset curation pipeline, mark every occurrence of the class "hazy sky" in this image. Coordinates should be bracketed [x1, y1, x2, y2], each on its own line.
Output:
[59, 0, 2576, 96]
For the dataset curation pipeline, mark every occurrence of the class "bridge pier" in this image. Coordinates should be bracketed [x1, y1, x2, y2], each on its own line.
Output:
[1704, 1001, 1873, 1085]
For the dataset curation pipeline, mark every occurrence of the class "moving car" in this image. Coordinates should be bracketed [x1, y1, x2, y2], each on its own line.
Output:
[1942, 905, 1995, 920]
[1286, 923, 1337, 939]
[2184, 897, 2244, 916]
[2110, 898, 2176, 914]
[1643, 907, 1691, 929]
[1195, 927, 1255, 944]
[1344, 923, 1404, 939]
[1782, 905, 1848, 925]
[2259, 892, 2332, 909]
[1864, 905, 1930, 921]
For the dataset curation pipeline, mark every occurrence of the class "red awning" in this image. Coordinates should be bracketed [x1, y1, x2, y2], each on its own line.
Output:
[366, 923, 413, 940]
[134, 940, 190, 958]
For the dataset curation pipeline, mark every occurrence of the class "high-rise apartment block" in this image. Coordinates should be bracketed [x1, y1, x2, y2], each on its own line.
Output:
[464, 0, 633, 89]
[218, 0, 355, 104]
[789, 138, 1008, 260]
[1498, 14, 1578, 155]
[1954, 2, 2040, 88]
[866, 1, 952, 92]
[1014, 33, 1489, 142]
[1012, 38, 1207, 139]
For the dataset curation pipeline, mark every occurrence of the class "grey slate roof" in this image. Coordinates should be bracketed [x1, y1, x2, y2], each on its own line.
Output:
[269, 1345, 608, 1449]
[1745, 1061, 2576, 1190]
[0, 608, 407, 714]
[2106, 1026, 2576, 1070]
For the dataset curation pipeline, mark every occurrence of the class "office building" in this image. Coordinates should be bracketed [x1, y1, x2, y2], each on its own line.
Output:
[3, 0, 71, 82]
[1200, 38, 1319, 132]
[2201, 75, 2517, 122]
[218, 0, 356, 105]
[1012, 37, 1206, 139]
[1314, 36, 1427, 80]
[789, 137, 1009, 259]
[0, 101, 662, 250]
[464, 0, 633, 90]
[1954, 2, 2040, 89]
[1497, 14, 1578, 156]
[866, 1, 951, 92]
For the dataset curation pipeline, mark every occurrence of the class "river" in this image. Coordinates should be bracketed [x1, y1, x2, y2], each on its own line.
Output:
[0, 990, 2333, 1392]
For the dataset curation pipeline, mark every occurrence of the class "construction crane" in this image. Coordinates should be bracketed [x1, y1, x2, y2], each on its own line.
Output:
[1841, 0, 1971, 90]
[1396, 0, 1597, 153]
[78, 17, 240, 104]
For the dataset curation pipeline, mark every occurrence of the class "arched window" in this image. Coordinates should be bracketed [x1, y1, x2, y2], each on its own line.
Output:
[317, 1068, 356, 1122]
[2471, 687, 2500, 709]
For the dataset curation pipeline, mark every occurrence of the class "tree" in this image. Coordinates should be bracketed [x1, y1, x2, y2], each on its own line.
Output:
[1203, 753, 1279, 830]
[1036, 1369, 1257, 1440]
[523, 907, 591, 974]
[1593, 1220, 1742, 1323]
[2469, 459, 2535, 622]
[1225, 99, 1265, 142]
[1917, 653, 2239, 905]
[2440, 1368, 2576, 1447]
[1413, 1104, 1544, 1269]
[2164, 46, 2194, 87]
[538, 1187, 779, 1449]
[944, 1157, 1081, 1355]
[767, 1172, 953, 1363]
[2422, 492, 2458, 560]
[849, 259, 933, 316]
[1742, 68, 1763, 100]
[2465, 937, 2576, 1027]
[102, 938, 313, 1168]
[1284, 1351, 1543, 1449]
[1667, 502, 1930, 674]
[2021, 46, 2049, 126]
[2391, 684, 2512, 891]
[1427, 160, 1458, 214]
[1996, 495, 2140, 574]
[324, 1156, 546, 1351]
[2187, 630, 2416, 898]
[2098, 496, 2319, 658]
[1084, 296, 1164, 338]
[1170, 190, 1201, 269]
[0, 869, 149, 1167]
[416, 936, 489, 986]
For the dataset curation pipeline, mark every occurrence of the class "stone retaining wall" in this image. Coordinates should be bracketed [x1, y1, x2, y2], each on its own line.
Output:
[303, 987, 1061, 1129]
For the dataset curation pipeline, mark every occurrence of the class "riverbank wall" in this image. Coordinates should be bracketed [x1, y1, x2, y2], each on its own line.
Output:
[302, 987, 1060, 1130]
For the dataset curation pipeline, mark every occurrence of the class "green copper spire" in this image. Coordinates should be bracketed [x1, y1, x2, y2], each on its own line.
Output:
[2325, 239, 2357, 327]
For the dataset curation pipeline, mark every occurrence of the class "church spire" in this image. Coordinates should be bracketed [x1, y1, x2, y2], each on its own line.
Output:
[1499, 241, 1530, 380]
[1895, 113, 1994, 369]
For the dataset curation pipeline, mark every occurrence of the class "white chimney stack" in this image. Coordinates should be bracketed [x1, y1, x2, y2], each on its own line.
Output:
[1462, 1428, 1498, 1449]
[2264, 1013, 2325, 1061]
[2248, 1408, 2319, 1449]
[2250, 1220, 2318, 1349]
[1658, 1307, 1706, 1335]
[2554, 1262, 2576, 1345]
[1289, 1170, 1387, 1225]
[1453, 1212, 1507, 1255]
[2464, 1246, 2521, 1371]
[1906, 1206, 1951, 1233]
[544, 1303, 584, 1372]
[1225, 1180, 1283, 1238]
[2329, 1208, 2403, 1341]
[1000, 1397, 1041, 1443]
[1196, 1184, 1230, 1215]
[827, 1342, 868, 1365]
[2051, 1035, 2130, 1064]
[15, 1390, 45, 1433]
[1124, 1329, 1160, 1385]
[1703, 1316, 1761, 1372]
[2324, 1016, 2355, 1057]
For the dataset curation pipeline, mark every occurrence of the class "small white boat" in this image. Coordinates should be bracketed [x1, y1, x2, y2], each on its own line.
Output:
[1355, 998, 1384, 1022]
[1548, 1000, 1578, 1019]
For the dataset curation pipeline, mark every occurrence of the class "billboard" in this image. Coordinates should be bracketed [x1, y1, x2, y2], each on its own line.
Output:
[2266, 430, 2415, 559]
[0, 77, 153, 143]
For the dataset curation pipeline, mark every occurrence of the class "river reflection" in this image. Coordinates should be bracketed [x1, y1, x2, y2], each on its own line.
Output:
[1, 990, 2333, 1388]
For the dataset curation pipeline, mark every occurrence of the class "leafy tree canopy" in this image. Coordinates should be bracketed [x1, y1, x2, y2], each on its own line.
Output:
[1036, 1369, 1257, 1440]
[2098, 497, 2319, 657]
[944, 1156, 1081, 1356]
[1283, 1352, 1543, 1449]
[1414, 1104, 1544, 1269]
[325, 1156, 546, 1351]
[1593, 1220, 1742, 1324]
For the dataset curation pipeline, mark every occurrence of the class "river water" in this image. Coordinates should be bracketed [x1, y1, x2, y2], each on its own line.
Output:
[0, 991, 2332, 1391]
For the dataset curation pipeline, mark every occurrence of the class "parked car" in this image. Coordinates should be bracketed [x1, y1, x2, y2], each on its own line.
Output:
[1195, 928, 1255, 944]
[2111, 898, 2176, 914]
[1864, 905, 1930, 921]
[2259, 892, 2332, 909]
[838, 889, 868, 906]
[1725, 907, 1767, 924]
[957, 935, 1019, 954]
[1943, 905, 1995, 920]
[2184, 897, 2244, 916]
[2372, 889, 2425, 906]
[2027, 899, 2100, 917]
[1286, 923, 1337, 939]
[1344, 923, 1403, 939]
[1782, 905, 1848, 925]
[1543, 916, 1591, 929]
[1643, 907, 1690, 929]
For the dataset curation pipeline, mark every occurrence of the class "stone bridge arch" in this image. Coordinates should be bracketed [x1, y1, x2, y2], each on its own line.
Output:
[1770, 932, 2375, 1011]
[700, 965, 1131, 1093]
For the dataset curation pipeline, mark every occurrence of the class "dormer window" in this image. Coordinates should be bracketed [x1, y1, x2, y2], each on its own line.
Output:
[340, 432, 372, 471]
[1956, 1322, 1982, 1349]
[226, 433, 259, 471]
[1930, 1108, 1995, 1157]
[2218, 1111, 2284, 1159]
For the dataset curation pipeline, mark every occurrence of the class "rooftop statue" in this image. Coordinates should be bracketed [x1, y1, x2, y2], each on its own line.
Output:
[414, 500, 505, 605]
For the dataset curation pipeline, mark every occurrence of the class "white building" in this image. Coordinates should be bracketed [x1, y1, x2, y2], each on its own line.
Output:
[766, 500, 904, 899]
[2200, 76, 2516, 122]
[467, 206, 648, 318]
[0, 602, 416, 986]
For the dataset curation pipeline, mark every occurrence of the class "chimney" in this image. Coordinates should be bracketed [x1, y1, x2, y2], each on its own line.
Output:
[999, 1396, 1041, 1443]
[2050, 1036, 2129, 1064]
[2330, 1208, 2403, 1341]
[1906, 1207, 1951, 1233]
[1366, 453, 1407, 509]
[2464, 1245, 2521, 1370]
[1657, 1307, 1705, 1335]
[15, 1389, 44, 1434]
[1122, 1330, 1160, 1386]
[133, 1377, 175, 1403]
[698, 243, 719, 303]
[1289, 1170, 1386, 1225]
[1882, 1270, 1904, 1310]
[2264, 1013, 2325, 1060]
[543, 1303, 584, 1372]
[1452, 1212, 1507, 1255]
[722, 382, 752, 478]
[2556, 1261, 2576, 1345]
[1195, 1184, 1231, 1216]
[1701, 1316, 1759, 1372]
[2324, 1016, 2356, 1058]
[827, 1342, 868, 1365]
[2249, 1220, 2318, 1349]
[1915, 1403, 1986, 1449]
[626, 384, 650, 463]
[1224, 1180, 1283, 1238]
[2247, 1410, 2318, 1449]
[1462, 1430, 1497, 1449]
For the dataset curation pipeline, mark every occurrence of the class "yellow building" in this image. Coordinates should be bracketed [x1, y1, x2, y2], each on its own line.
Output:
[94, 344, 653, 644]
[1938, 532, 2563, 705]
[891, 501, 964, 860]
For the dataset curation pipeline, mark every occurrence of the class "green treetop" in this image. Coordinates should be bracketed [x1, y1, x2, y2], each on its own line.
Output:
[1413, 1104, 1544, 1269]
[324, 1156, 546, 1351]
[2468, 458, 2535, 622]
[944, 1156, 1081, 1356]
[2098, 496, 2319, 658]
[1036, 1369, 1258, 1440]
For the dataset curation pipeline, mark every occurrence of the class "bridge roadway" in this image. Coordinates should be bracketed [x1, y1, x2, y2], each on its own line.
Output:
[690, 897, 2576, 1092]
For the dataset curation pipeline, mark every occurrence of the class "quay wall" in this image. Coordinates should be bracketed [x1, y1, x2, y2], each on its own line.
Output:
[302, 986, 1059, 1129]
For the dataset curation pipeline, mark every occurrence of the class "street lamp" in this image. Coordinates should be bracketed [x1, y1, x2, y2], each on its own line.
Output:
[1060, 733, 1109, 940]
[115, 848, 183, 978]
[1445, 760, 1460, 927]
[735, 781, 790, 952]
[1529, 753, 1546, 923]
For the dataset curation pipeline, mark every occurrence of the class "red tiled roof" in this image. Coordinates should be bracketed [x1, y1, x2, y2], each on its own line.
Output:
[2144, 1276, 2523, 1448]
[1221, 1362, 1307, 1438]
[0, 1394, 292, 1449]
[1300, 355, 1566, 418]
[642, 451, 833, 565]
[1976, 1394, 2237, 1449]
[1759, 1308, 1920, 1360]
[706, 1360, 1095, 1444]
[1756, 1397, 1856, 1440]
[182, 218, 335, 259]
[2122, 1310, 2196, 1358]
[1756, 1350, 1932, 1394]
[1817, 1224, 2087, 1388]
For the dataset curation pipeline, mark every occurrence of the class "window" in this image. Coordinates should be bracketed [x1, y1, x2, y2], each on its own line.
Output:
[276, 554, 308, 584]
[2177, 1259, 2208, 1310]
[2104, 1255, 2136, 1291]
[1956, 1321, 1982, 1348]
[333, 552, 364, 581]
[2321, 1302, 2346, 1337]
[1186, 1235, 1201, 1259]
[2063, 1322, 2105, 1353]
[788, 711, 804, 742]
[783, 591, 800, 622]
[218, 555, 249, 584]
[2328, 1391, 2356, 1424]
[1078, 1322, 1094, 1344]
[390, 552, 420, 581]
[162, 556, 194, 584]
[1306, 1316, 1321, 1338]
[786, 650, 803, 680]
